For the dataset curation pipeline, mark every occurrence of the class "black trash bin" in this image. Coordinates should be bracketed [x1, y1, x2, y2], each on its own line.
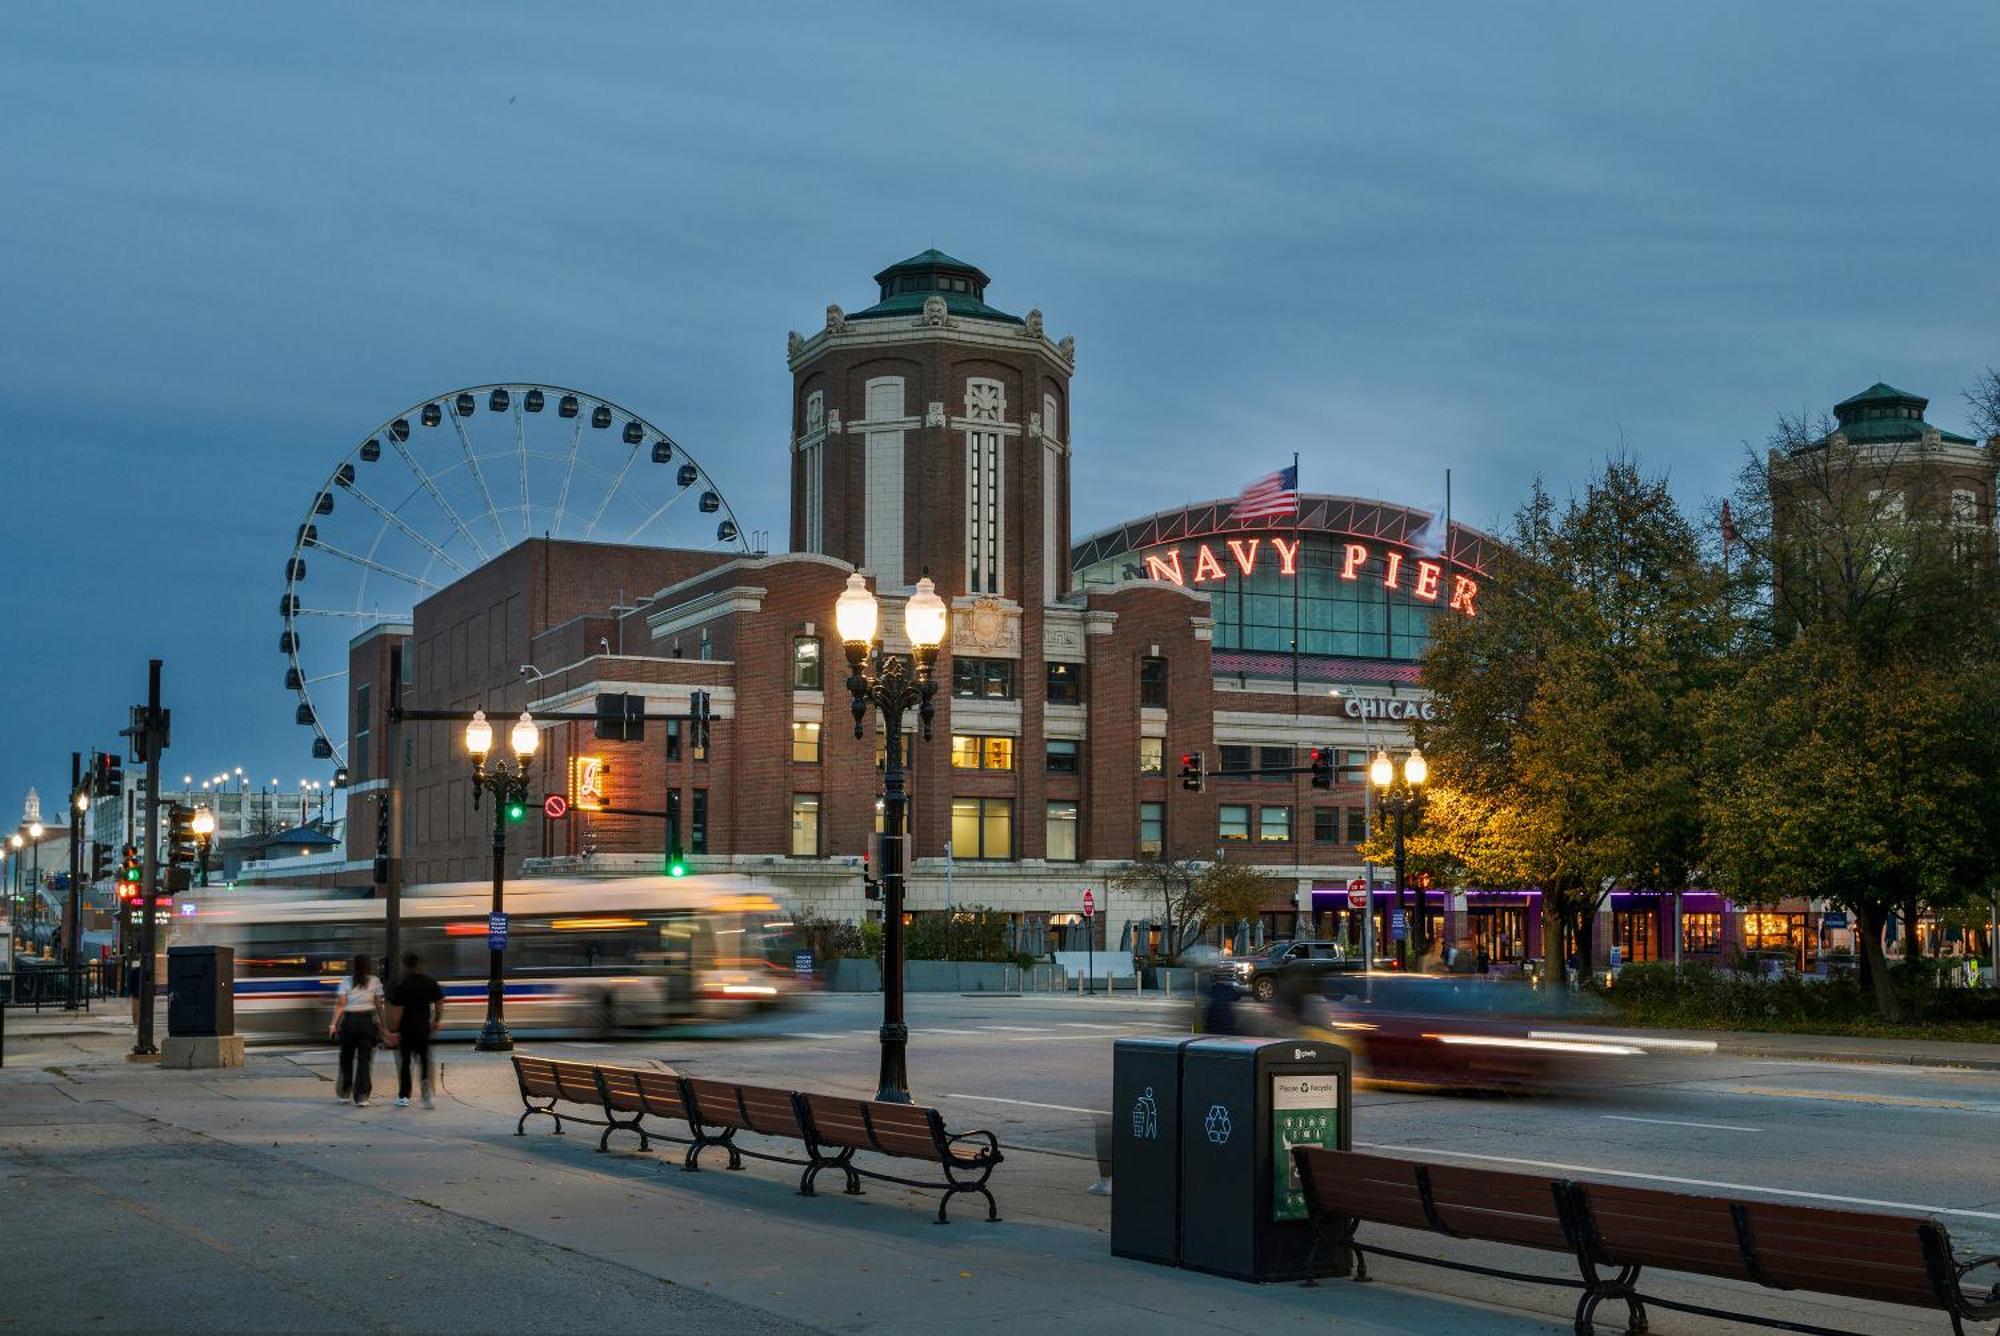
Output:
[1110, 1036, 1197, 1263]
[1178, 1036, 1352, 1282]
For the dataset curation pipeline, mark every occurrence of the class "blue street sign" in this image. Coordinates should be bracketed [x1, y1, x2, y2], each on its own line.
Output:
[1390, 911, 1407, 942]
[1823, 912, 1849, 930]
[488, 912, 509, 952]
[794, 950, 815, 977]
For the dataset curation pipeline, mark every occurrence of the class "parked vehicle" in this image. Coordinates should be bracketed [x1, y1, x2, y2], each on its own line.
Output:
[1221, 939, 1366, 1005]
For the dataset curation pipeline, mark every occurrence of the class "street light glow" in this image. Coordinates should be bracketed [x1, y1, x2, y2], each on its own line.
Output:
[904, 575, 948, 648]
[191, 807, 216, 837]
[835, 571, 878, 645]
[510, 711, 539, 760]
[1404, 748, 1428, 787]
[27, 821, 43, 840]
[465, 708, 493, 759]
[1370, 750, 1394, 789]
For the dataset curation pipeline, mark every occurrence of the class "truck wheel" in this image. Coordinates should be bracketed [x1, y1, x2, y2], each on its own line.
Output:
[1252, 976, 1277, 1003]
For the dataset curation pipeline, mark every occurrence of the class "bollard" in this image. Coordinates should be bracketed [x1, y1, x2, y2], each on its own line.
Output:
[1137, 970, 1144, 996]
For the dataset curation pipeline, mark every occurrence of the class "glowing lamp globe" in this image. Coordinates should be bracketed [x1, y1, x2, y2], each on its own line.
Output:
[835, 572, 878, 646]
[904, 576, 948, 649]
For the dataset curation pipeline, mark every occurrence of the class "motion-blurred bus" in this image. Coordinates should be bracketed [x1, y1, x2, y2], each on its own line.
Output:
[176, 876, 801, 1040]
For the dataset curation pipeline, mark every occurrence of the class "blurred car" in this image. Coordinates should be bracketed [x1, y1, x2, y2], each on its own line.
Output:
[1299, 974, 1654, 1092]
[1222, 940, 1368, 1005]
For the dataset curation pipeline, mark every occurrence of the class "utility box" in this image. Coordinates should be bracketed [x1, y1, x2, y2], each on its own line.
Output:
[1110, 1036, 1197, 1264]
[1177, 1036, 1352, 1282]
[167, 945, 234, 1038]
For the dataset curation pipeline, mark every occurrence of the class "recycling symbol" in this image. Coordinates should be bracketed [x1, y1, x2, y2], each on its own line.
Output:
[1203, 1103, 1233, 1145]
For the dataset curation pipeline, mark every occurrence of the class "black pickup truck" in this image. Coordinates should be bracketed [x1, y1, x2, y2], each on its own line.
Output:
[1221, 940, 1366, 1005]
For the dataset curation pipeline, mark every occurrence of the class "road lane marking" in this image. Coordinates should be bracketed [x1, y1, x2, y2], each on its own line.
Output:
[1059, 1022, 1141, 1029]
[1352, 1142, 2000, 1222]
[943, 1094, 1111, 1116]
[1602, 1115, 1761, 1133]
[976, 1025, 1048, 1032]
[1721, 1085, 2000, 1111]
[788, 1032, 850, 1040]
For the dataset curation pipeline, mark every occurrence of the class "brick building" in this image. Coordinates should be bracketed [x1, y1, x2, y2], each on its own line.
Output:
[344, 251, 1495, 958]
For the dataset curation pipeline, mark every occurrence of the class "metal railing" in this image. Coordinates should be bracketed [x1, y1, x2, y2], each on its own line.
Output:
[0, 961, 113, 1011]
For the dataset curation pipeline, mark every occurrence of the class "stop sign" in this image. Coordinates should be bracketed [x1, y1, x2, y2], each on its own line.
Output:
[1347, 878, 1369, 910]
[1082, 889, 1095, 918]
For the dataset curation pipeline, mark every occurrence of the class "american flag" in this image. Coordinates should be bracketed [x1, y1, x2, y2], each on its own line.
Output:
[1233, 464, 1299, 522]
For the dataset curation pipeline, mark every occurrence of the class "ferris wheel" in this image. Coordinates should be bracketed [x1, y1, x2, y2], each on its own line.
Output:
[281, 383, 750, 766]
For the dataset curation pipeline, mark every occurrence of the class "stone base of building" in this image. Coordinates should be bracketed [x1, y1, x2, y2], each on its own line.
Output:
[160, 1035, 245, 1069]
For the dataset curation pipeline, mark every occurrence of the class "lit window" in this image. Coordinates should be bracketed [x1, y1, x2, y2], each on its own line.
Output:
[1045, 802, 1079, 862]
[1139, 737, 1164, 776]
[1259, 805, 1291, 842]
[950, 735, 1014, 769]
[791, 722, 821, 764]
[950, 798, 1013, 860]
[790, 795, 820, 857]
[1218, 805, 1250, 841]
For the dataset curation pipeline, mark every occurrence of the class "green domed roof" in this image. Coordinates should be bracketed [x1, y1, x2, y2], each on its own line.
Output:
[1821, 380, 1975, 447]
[847, 249, 1024, 325]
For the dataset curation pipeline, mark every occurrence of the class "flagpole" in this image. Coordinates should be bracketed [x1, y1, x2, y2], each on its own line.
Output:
[1291, 451, 1301, 696]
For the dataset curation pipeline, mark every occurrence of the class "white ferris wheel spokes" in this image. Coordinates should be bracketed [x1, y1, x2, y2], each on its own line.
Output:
[281, 383, 749, 766]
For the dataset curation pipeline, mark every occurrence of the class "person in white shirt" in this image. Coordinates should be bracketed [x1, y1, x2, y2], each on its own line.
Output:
[330, 954, 388, 1106]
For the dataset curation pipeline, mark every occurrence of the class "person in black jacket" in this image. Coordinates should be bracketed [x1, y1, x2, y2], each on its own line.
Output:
[391, 952, 446, 1108]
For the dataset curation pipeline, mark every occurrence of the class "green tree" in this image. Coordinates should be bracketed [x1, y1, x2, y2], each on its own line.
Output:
[1420, 459, 1732, 972]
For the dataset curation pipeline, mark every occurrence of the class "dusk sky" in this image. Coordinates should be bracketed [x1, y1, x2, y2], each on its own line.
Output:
[3, 2, 1996, 818]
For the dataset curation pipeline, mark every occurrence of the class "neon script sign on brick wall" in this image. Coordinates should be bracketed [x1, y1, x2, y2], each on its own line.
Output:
[1141, 538, 1479, 615]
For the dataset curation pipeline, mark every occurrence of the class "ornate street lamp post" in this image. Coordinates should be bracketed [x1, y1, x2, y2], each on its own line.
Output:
[464, 707, 539, 1052]
[1370, 748, 1427, 971]
[836, 571, 948, 1104]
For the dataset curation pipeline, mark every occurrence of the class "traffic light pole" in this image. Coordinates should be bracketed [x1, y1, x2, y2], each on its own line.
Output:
[134, 660, 164, 1057]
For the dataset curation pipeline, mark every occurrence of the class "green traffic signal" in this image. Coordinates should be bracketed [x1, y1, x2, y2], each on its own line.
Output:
[506, 801, 526, 823]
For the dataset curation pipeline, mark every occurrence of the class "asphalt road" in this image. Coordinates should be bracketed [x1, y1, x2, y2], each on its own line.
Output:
[517, 989, 2000, 1255]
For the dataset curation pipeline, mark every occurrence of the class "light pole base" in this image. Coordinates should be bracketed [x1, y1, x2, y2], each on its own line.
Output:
[473, 1019, 513, 1052]
[876, 1021, 910, 1104]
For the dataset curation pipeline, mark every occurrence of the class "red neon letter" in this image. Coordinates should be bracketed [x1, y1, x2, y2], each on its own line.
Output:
[1226, 538, 1261, 575]
[1270, 536, 1299, 575]
[1143, 550, 1184, 586]
[1382, 551, 1403, 590]
[1192, 544, 1226, 583]
[1340, 543, 1368, 580]
[1413, 560, 1441, 601]
[1449, 574, 1479, 615]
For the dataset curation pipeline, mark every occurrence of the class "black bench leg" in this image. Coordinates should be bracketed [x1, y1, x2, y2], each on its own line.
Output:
[598, 1113, 649, 1154]
[685, 1129, 742, 1173]
[1572, 1265, 1644, 1335]
[516, 1103, 560, 1136]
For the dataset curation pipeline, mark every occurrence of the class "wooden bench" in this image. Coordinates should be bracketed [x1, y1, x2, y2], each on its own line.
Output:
[1293, 1146, 2000, 1335]
[507, 1057, 1003, 1224]
[796, 1091, 1002, 1224]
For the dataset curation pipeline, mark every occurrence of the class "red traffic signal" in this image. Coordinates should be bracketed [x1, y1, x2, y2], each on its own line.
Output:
[1178, 750, 1206, 793]
[1309, 747, 1334, 790]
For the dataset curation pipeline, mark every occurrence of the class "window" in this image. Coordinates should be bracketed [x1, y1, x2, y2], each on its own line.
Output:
[1337, 749, 1367, 786]
[1218, 804, 1250, 841]
[1312, 808, 1339, 843]
[950, 735, 1015, 770]
[964, 379, 1005, 594]
[1219, 744, 1252, 778]
[1139, 802, 1164, 857]
[950, 797, 1013, 860]
[1259, 805, 1291, 842]
[352, 683, 372, 778]
[665, 718, 681, 761]
[1045, 802, 1079, 861]
[790, 795, 819, 857]
[1046, 739, 1080, 775]
[1139, 656, 1168, 708]
[1046, 661, 1082, 705]
[1345, 807, 1368, 844]
[1742, 912, 1802, 953]
[1259, 746, 1292, 781]
[690, 789, 708, 854]
[792, 637, 822, 690]
[1139, 737, 1164, 776]
[952, 657, 1015, 699]
[791, 722, 821, 764]
[1683, 912, 1722, 953]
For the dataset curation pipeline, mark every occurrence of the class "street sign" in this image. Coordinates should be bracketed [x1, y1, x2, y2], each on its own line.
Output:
[1609, 946, 1623, 968]
[1082, 889, 1095, 918]
[794, 950, 815, 978]
[488, 912, 509, 952]
[1823, 911, 1849, 930]
[542, 793, 570, 819]
[1389, 910, 1406, 942]
[1346, 878, 1368, 910]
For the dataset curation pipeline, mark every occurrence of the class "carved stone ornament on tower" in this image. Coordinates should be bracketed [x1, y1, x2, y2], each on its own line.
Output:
[825, 304, 849, 335]
[966, 380, 1006, 424]
[921, 294, 949, 328]
[1027, 412, 1042, 440]
[1057, 334, 1075, 365]
[956, 597, 1021, 655]
[925, 401, 945, 427]
[825, 409, 842, 435]
[788, 330, 805, 358]
[1025, 308, 1044, 339]
[805, 391, 825, 435]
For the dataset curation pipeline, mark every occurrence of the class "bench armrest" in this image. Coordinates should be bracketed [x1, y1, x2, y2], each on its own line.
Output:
[947, 1128, 1000, 1161]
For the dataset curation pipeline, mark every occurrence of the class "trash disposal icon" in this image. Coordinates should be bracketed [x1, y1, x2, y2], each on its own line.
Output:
[1131, 1087, 1159, 1139]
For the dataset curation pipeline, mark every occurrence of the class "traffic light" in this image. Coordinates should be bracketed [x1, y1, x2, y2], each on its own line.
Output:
[1179, 750, 1206, 793]
[119, 845, 142, 895]
[1309, 747, 1333, 790]
[505, 798, 527, 823]
[665, 841, 688, 878]
[93, 751, 123, 798]
[91, 842, 112, 885]
[595, 692, 645, 742]
[688, 691, 713, 754]
[862, 848, 879, 901]
[166, 804, 200, 866]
